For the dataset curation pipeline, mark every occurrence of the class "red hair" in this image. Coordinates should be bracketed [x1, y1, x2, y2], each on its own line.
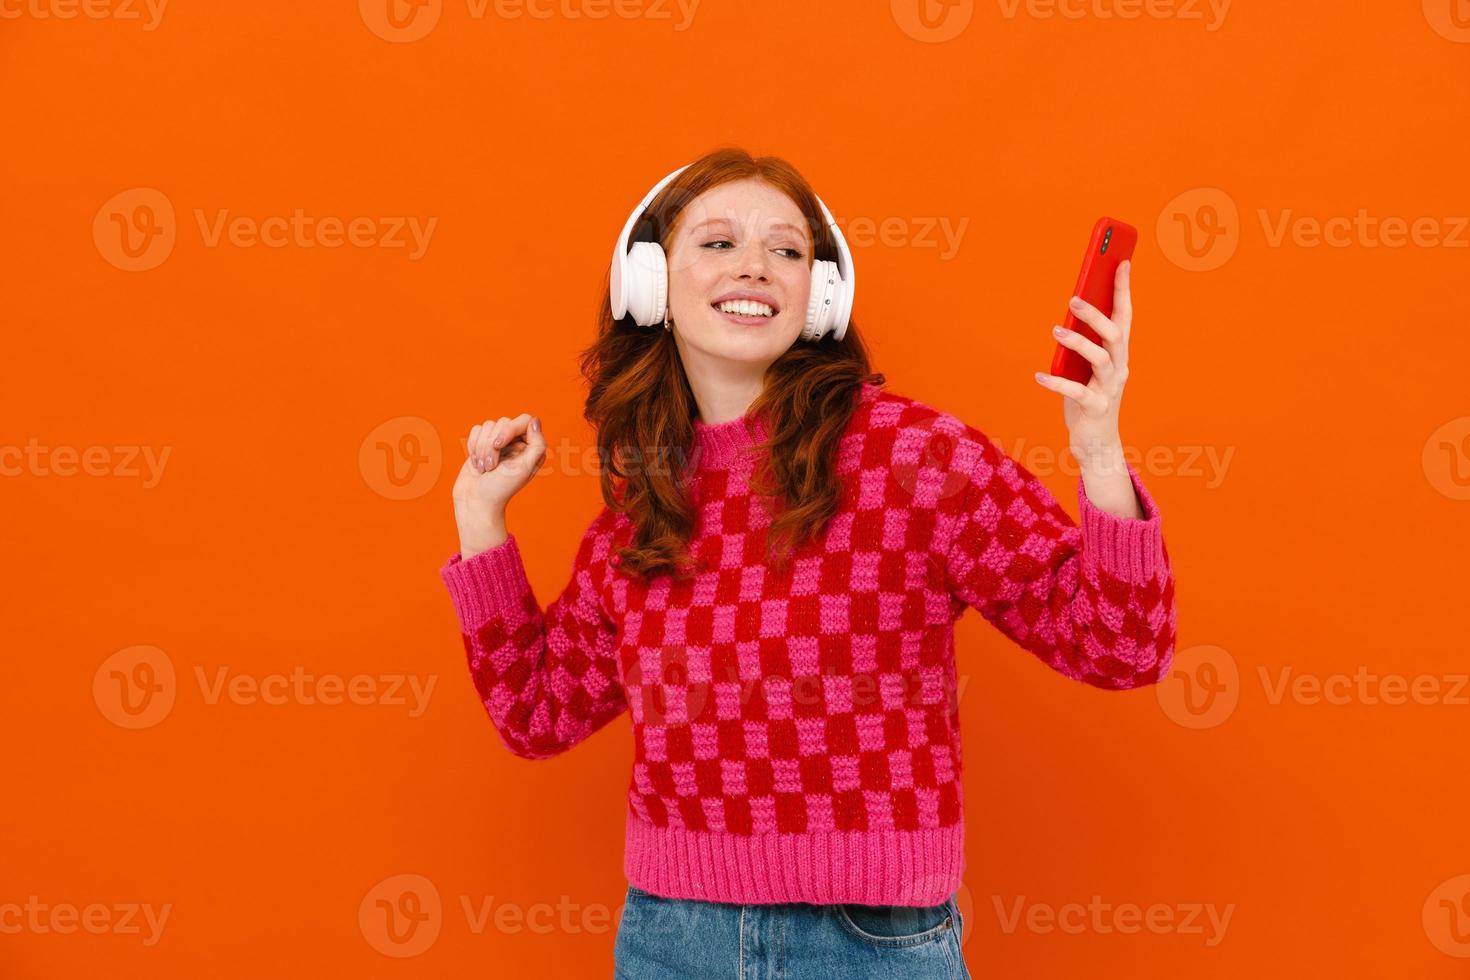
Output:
[578, 147, 884, 581]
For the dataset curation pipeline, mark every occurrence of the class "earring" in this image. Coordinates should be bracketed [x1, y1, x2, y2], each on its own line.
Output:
[662, 310, 672, 332]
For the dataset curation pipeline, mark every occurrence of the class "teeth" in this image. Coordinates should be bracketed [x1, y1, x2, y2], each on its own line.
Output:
[716, 299, 775, 318]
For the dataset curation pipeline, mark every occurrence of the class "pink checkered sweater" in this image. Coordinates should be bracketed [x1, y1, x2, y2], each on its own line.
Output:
[440, 381, 1177, 906]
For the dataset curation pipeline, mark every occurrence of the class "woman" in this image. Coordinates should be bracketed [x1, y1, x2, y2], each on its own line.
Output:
[440, 147, 1177, 979]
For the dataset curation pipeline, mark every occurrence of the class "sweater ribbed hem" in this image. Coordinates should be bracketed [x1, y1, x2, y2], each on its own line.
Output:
[623, 807, 965, 906]
[439, 534, 532, 630]
[1076, 459, 1167, 583]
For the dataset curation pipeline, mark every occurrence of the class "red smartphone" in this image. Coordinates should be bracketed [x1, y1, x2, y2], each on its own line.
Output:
[1049, 217, 1137, 385]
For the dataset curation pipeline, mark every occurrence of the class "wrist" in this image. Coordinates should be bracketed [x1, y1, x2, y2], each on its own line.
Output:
[458, 513, 508, 560]
[1073, 441, 1127, 478]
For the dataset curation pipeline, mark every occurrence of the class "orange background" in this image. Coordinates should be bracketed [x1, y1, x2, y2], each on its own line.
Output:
[4, 1, 1469, 976]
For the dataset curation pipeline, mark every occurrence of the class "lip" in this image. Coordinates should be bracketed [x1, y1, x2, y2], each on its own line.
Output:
[715, 308, 777, 327]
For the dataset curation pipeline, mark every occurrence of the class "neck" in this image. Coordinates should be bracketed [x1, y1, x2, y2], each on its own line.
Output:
[681, 356, 766, 428]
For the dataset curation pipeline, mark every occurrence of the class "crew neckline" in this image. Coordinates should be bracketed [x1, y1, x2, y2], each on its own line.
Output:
[687, 381, 883, 472]
[691, 409, 769, 471]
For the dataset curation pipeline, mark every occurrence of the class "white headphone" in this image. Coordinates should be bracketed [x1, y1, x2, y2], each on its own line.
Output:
[609, 164, 856, 342]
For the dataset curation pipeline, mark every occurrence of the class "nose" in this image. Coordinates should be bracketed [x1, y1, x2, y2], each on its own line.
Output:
[733, 239, 771, 281]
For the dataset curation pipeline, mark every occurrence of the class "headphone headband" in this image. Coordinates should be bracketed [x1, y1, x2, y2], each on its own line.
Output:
[611, 164, 689, 271]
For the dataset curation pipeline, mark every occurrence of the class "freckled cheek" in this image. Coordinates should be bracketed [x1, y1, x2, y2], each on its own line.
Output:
[668, 255, 722, 303]
[779, 269, 812, 311]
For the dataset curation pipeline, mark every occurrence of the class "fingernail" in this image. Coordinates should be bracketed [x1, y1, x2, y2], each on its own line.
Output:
[1068, 296, 1085, 310]
[1034, 372, 1049, 383]
[1052, 325, 1067, 337]
[531, 417, 540, 433]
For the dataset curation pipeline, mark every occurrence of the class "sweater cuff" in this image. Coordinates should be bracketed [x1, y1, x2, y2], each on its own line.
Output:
[1076, 459, 1167, 583]
[439, 533, 534, 630]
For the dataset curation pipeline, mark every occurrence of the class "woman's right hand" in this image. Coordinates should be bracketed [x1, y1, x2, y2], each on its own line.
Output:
[452, 413, 547, 559]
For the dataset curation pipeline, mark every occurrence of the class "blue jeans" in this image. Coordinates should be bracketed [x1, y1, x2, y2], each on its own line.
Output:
[613, 884, 972, 979]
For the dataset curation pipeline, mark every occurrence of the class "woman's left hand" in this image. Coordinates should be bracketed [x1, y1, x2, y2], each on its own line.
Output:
[1034, 259, 1132, 468]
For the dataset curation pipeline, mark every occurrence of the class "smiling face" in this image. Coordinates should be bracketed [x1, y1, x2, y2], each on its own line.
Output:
[662, 177, 814, 377]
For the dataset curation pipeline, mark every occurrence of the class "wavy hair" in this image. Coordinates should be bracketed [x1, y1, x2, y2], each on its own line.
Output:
[578, 147, 885, 582]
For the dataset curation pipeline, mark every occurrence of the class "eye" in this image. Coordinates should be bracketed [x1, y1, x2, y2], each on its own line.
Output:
[700, 240, 805, 259]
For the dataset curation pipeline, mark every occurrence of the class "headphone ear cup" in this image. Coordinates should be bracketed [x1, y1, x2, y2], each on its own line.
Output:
[829, 268, 853, 341]
[804, 259, 838, 341]
[624, 241, 668, 326]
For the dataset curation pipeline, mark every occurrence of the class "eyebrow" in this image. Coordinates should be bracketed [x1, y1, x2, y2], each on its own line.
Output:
[687, 217, 811, 240]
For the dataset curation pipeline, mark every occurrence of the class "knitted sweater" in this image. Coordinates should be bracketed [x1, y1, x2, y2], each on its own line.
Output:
[439, 381, 1176, 906]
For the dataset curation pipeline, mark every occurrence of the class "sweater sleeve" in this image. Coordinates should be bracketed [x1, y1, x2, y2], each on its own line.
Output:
[439, 507, 627, 760]
[940, 432, 1177, 690]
